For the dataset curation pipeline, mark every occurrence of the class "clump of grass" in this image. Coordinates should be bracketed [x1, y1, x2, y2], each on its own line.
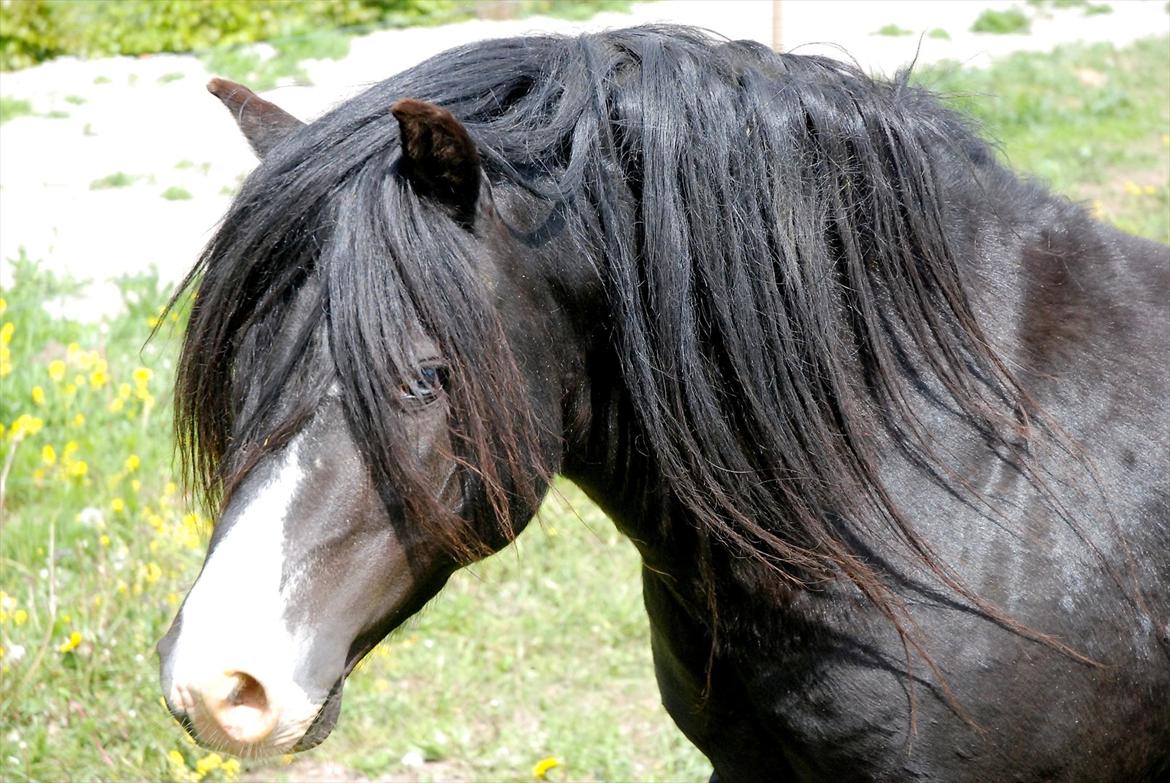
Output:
[200, 29, 349, 91]
[64, 95, 85, 105]
[160, 186, 192, 201]
[158, 72, 185, 83]
[90, 172, 136, 190]
[43, 110, 69, 119]
[874, 23, 914, 37]
[0, 97, 33, 123]
[93, 75, 111, 85]
[972, 7, 1031, 33]
[928, 28, 951, 40]
[1084, 3, 1112, 14]
[174, 160, 194, 170]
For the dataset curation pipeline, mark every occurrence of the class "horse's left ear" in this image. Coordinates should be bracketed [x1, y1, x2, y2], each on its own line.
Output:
[391, 98, 480, 227]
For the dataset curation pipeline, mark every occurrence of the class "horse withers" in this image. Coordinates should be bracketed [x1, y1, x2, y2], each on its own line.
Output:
[157, 27, 1170, 780]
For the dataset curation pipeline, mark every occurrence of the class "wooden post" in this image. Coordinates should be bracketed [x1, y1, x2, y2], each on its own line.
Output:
[771, 0, 783, 52]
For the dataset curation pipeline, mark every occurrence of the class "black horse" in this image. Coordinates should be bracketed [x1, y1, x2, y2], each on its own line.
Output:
[156, 26, 1170, 780]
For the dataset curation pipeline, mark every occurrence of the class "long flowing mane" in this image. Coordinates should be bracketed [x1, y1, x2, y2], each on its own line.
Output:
[175, 26, 1081, 646]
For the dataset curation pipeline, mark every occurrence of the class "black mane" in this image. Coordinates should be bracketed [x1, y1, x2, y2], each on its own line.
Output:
[176, 25, 1074, 630]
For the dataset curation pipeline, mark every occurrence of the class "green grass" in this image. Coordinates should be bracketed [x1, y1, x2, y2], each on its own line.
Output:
[64, 95, 85, 105]
[158, 72, 185, 83]
[972, 7, 1032, 33]
[161, 187, 193, 201]
[201, 29, 349, 91]
[90, 172, 137, 190]
[1083, 2, 1112, 14]
[0, 96, 33, 123]
[928, 28, 951, 40]
[874, 23, 914, 37]
[1, 35, 1167, 783]
[918, 36, 1169, 242]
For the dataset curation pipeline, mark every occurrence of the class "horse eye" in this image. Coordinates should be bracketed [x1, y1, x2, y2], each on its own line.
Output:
[404, 365, 448, 403]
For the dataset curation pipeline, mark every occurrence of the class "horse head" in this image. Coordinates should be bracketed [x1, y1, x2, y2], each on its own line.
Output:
[156, 79, 576, 757]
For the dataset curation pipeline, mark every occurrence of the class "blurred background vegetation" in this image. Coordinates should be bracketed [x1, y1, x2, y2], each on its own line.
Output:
[0, 0, 629, 70]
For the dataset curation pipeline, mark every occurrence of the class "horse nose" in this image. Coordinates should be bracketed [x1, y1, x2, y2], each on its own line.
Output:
[191, 671, 279, 744]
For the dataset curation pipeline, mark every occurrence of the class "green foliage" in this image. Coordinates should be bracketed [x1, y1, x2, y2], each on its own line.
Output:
[1083, 3, 1112, 15]
[157, 72, 185, 83]
[90, 172, 137, 190]
[874, 23, 914, 37]
[0, 0, 458, 70]
[200, 29, 350, 90]
[928, 28, 952, 40]
[0, 96, 33, 123]
[972, 7, 1032, 33]
[160, 186, 192, 201]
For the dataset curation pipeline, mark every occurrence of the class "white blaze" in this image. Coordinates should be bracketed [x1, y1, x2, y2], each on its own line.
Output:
[165, 434, 322, 750]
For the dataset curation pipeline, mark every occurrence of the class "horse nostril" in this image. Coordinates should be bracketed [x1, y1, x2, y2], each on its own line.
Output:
[203, 671, 278, 744]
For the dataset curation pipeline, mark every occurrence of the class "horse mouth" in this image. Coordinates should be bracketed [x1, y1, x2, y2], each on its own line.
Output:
[291, 677, 344, 752]
[289, 632, 382, 752]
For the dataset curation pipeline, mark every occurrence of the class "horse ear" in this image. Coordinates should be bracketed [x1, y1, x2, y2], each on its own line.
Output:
[391, 98, 480, 227]
[207, 78, 305, 159]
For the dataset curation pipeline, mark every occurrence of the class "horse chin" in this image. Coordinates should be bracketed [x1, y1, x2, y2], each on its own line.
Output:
[290, 678, 344, 752]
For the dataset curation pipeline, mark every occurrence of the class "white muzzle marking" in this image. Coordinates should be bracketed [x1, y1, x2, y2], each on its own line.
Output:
[164, 434, 323, 754]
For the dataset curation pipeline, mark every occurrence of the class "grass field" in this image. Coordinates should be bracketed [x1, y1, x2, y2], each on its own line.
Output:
[1, 35, 1167, 783]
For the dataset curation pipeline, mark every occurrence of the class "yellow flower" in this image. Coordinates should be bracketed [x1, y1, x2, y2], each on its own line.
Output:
[195, 753, 223, 775]
[0, 297, 6, 315]
[58, 630, 82, 654]
[1123, 180, 1141, 196]
[143, 562, 162, 584]
[222, 758, 241, 779]
[130, 479, 141, 493]
[68, 460, 88, 479]
[533, 757, 562, 780]
[31, 386, 45, 406]
[67, 342, 81, 356]
[111, 498, 126, 513]
[72, 413, 85, 428]
[99, 534, 111, 547]
[0, 322, 13, 344]
[124, 454, 141, 472]
[14, 609, 27, 626]
[89, 367, 108, 388]
[63, 440, 79, 456]
[41, 444, 56, 466]
[132, 366, 153, 386]
[117, 382, 131, 400]
[10, 414, 45, 438]
[108, 398, 124, 413]
[48, 360, 67, 382]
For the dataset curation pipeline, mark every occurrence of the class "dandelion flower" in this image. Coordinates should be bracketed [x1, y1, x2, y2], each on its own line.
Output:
[58, 631, 82, 654]
[13, 609, 27, 626]
[48, 360, 66, 382]
[533, 757, 562, 779]
[124, 454, 140, 472]
[111, 498, 126, 513]
[68, 460, 88, 479]
[72, 413, 85, 428]
[0, 322, 13, 344]
[132, 367, 153, 386]
[31, 386, 45, 406]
